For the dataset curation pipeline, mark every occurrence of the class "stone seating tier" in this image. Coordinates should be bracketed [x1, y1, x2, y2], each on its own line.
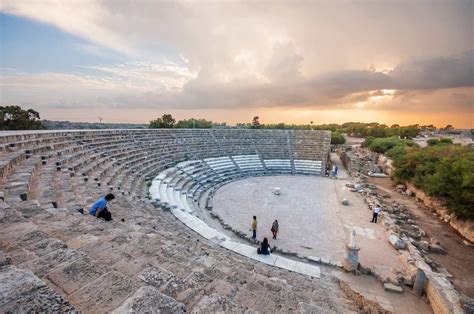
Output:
[0, 129, 338, 312]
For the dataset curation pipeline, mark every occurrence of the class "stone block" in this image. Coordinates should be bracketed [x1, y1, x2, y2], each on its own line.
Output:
[0, 265, 75, 312]
[389, 234, 406, 250]
[419, 240, 429, 251]
[25, 238, 67, 257]
[384, 283, 403, 293]
[46, 257, 107, 294]
[192, 293, 241, 312]
[20, 248, 86, 278]
[428, 243, 447, 254]
[138, 267, 176, 289]
[111, 286, 185, 314]
[70, 271, 139, 312]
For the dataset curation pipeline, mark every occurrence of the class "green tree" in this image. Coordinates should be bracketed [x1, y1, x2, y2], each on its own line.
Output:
[399, 125, 421, 139]
[0, 105, 44, 130]
[331, 132, 346, 145]
[444, 124, 454, 131]
[149, 114, 176, 128]
[368, 126, 390, 138]
[393, 145, 474, 219]
[251, 116, 261, 129]
[421, 124, 436, 131]
[365, 137, 416, 155]
[362, 136, 375, 148]
[175, 118, 213, 128]
[427, 138, 453, 146]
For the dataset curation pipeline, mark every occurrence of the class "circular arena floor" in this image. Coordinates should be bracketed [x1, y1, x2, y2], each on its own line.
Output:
[212, 176, 347, 262]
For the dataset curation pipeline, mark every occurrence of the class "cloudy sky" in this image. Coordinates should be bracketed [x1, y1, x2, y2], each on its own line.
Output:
[0, 0, 473, 127]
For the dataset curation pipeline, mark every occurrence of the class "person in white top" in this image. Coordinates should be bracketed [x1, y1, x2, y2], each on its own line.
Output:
[371, 206, 381, 223]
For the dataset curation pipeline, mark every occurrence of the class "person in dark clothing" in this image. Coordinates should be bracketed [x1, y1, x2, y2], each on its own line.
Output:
[88, 193, 115, 221]
[271, 219, 279, 240]
[371, 206, 381, 223]
[257, 237, 273, 255]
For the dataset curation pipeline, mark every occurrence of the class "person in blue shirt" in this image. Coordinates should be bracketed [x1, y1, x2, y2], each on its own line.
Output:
[88, 193, 115, 221]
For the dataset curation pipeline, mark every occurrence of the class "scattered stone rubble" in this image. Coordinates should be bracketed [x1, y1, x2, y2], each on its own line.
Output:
[340, 148, 384, 177]
[341, 147, 466, 312]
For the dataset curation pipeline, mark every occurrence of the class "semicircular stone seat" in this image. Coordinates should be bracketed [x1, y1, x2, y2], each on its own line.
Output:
[0, 129, 358, 313]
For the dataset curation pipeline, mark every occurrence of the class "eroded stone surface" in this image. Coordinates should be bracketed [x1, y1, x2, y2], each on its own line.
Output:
[192, 293, 242, 312]
[112, 286, 185, 314]
[139, 266, 176, 289]
[47, 256, 107, 294]
[0, 202, 25, 224]
[20, 248, 86, 278]
[69, 271, 139, 312]
[0, 265, 75, 312]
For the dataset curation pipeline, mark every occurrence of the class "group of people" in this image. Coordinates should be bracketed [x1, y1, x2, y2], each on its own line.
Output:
[87, 195, 279, 256]
[87, 194, 381, 258]
[325, 165, 339, 178]
[250, 216, 279, 255]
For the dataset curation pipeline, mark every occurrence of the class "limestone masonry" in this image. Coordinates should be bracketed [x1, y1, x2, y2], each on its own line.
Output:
[0, 129, 354, 313]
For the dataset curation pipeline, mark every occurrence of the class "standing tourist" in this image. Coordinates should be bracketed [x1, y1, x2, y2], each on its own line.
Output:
[271, 219, 279, 240]
[88, 193, 115, 221]
[371, 206, 381, 223]
[251, 216, 257, 239]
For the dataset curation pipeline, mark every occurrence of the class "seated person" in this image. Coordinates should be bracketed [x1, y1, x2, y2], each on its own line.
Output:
[88, 193, 115, 221]
[257, 237, 273, 255]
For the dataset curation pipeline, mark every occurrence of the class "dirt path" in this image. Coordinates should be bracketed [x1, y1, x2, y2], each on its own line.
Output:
[367, 176, 474, 298]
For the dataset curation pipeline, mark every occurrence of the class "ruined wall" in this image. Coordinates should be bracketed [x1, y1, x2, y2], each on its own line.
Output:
[425, 274, 465, 314]
[405, 182, 474, 243]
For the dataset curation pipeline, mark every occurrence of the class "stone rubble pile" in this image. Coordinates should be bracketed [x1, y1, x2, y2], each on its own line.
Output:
[340, 148, 382, 177]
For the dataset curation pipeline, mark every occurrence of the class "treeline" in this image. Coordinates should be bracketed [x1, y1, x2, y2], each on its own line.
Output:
[238, 119, 431, 139]
[149, 114, 437, 140]
[149, 114, 226, 129]
[43, 120, 147, 129]
[362, 137, 417, 159]
[393, 142, 474, 219]
[148, 115, 348, 144]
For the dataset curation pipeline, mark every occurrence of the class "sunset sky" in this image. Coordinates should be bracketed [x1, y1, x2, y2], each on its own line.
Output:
[1, 1, 473, 127]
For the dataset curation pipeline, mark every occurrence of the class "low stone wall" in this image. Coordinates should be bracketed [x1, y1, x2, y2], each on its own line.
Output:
[425, 273, 464, 314]
[405, 182, 474, 243]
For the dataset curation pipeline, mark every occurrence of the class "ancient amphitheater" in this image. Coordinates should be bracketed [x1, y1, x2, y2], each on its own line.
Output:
[0, 129, 459, 313]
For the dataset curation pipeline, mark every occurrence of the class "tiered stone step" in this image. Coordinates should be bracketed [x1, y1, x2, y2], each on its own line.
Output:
[0, 129, 350, 313]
